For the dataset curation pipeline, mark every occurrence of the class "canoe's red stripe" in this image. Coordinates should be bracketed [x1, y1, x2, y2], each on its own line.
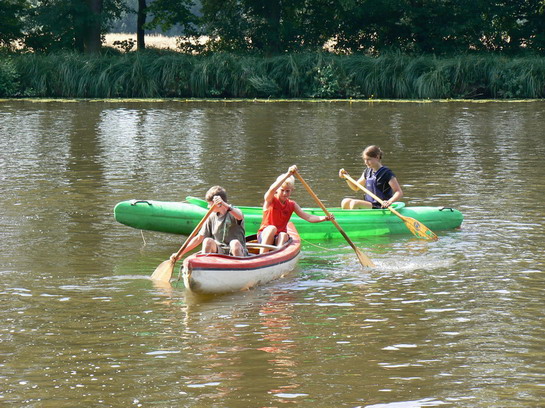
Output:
[188, 248, 300, 271]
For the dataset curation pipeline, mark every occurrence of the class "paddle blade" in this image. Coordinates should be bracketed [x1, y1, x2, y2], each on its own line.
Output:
[355, 247, 376, 268]
[331, 219, 375, 268]
[402, 217, 438, 241]
[296, 169, 374, 268]
[150, 259, 175, 283]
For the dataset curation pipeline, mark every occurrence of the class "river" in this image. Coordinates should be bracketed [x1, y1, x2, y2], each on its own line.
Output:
[1, 99, 544, 407]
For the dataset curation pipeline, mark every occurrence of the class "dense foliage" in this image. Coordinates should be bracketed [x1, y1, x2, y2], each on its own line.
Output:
[158, 0, 540, 55]
[0, 0, 28, 49]
[1, 0, 545, 55]
[2, 51, 544, 99]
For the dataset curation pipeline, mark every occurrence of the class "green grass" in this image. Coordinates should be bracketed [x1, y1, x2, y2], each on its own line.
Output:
[2, 51, 544, 99]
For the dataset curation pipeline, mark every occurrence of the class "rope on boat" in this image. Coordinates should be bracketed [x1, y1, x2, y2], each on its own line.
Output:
[176, 267, 183, 282]
[299, 237, 337, 251]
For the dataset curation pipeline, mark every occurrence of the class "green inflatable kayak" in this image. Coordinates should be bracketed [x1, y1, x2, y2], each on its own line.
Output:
[114, 196, 463, 240]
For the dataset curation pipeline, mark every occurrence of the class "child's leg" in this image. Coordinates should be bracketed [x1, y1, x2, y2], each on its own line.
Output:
[202, 237, 219, 253]
[276, 232, 289, 246]
[229, 240, 244, 257]
[341, 198, 372, 209]
[259, 225, 278, 253]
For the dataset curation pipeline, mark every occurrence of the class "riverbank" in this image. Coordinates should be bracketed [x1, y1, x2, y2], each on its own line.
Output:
[1, 51, 544, 99]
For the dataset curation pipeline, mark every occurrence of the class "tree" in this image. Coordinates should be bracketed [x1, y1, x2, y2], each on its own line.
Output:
[197, 0, 341, 54]
[8, 0, 545, 55]
[137, 0, 147, 50]
[396, 0, 492, 54]
[145, 0, 198, 32]
[131, 0, 196, 51]
[0, 0, 30, 49]
[84, 0, 104, 53]
[25, 0, 125, 53]
[482, 0, 545, 53]
[332, 0, 545, 55]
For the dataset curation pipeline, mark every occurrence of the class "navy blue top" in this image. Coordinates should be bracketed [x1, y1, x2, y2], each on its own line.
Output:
[363, 166, 395, 205]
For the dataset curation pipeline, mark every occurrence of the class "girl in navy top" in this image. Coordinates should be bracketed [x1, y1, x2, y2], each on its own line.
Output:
[339, 145, 403, 209]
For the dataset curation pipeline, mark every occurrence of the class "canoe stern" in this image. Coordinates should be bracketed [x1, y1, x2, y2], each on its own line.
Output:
[114, 199, 206, 235]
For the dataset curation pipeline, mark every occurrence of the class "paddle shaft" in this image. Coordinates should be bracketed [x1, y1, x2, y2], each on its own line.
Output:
[174, 203, 217, 260]
[342, 172, 403, 216]
[150, 203, 217, 282]
[294, 171, 375, 268]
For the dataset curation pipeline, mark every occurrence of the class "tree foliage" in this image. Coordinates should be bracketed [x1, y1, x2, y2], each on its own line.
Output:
[195, 0, 342, 54]
[329, 0, 545, 54]
[1, 0, 545, 55]
[145, 0, 198, 32]
[24, 0, 126, 53]
[0, 0, 30, 49]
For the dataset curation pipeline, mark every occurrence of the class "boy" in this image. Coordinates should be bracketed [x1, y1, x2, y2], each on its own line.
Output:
[170, 186, 247, 261]
[258, 165, 333, 252]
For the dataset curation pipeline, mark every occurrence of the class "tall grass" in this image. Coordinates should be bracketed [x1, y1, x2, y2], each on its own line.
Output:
[4, 51, 545, 99]
[0, 56, 19, 97]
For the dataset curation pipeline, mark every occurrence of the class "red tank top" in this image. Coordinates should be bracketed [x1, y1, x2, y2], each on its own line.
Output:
[258, 196, 296, 234]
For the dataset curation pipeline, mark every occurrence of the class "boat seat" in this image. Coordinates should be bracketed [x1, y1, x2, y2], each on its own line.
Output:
[246, 243, 278, 250]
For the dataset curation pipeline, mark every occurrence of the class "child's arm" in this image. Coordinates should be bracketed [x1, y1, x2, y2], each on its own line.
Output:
[170, 234, 205, 261]
[339, 168, 365, 192]
[382, 178, 403, 208]
[227, 205, 244, 221]
[264, 165, 297, 205]
[293, 202, 333, 223]
[212, 195, 244, 221]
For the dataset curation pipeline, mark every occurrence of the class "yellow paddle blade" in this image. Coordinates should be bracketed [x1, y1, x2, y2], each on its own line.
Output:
[355, 247, 376, 268]
[402, 216, 438, 241]
[150, 259, 175, 283]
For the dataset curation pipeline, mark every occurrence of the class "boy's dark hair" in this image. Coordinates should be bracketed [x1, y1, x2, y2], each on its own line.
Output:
[205, 185, 228, 202]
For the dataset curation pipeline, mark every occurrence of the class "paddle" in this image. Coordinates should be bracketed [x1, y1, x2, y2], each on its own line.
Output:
[293, 171, 375, 268]
[340, 169, 438, 241]
[150, 203, 217, 283]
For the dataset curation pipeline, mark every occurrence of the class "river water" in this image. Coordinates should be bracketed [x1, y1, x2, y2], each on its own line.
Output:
[1, 99, 544, 407]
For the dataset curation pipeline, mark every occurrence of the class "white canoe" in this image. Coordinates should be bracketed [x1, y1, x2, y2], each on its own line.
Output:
[182, 223, 301, 294]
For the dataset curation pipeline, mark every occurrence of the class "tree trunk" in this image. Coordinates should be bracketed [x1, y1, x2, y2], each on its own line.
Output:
[263, 0, 282, 55]
[137, 0, 147, 50]
[84, 0, 103, 54]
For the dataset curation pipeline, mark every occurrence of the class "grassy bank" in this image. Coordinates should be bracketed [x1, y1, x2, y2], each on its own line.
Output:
[1, 51, 544, 99]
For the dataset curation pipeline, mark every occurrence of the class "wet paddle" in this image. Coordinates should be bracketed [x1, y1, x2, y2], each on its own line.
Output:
[294, 171, 375, 268]
[340, 169, 438, 241]
[150, 203, 217, 283]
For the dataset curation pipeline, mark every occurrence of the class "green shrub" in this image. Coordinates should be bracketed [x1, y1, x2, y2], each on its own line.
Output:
[5, 50, 545, 99]
[0, 57, 19, 97]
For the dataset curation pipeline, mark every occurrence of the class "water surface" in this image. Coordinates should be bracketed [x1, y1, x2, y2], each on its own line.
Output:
[1, 99, 544, 407]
